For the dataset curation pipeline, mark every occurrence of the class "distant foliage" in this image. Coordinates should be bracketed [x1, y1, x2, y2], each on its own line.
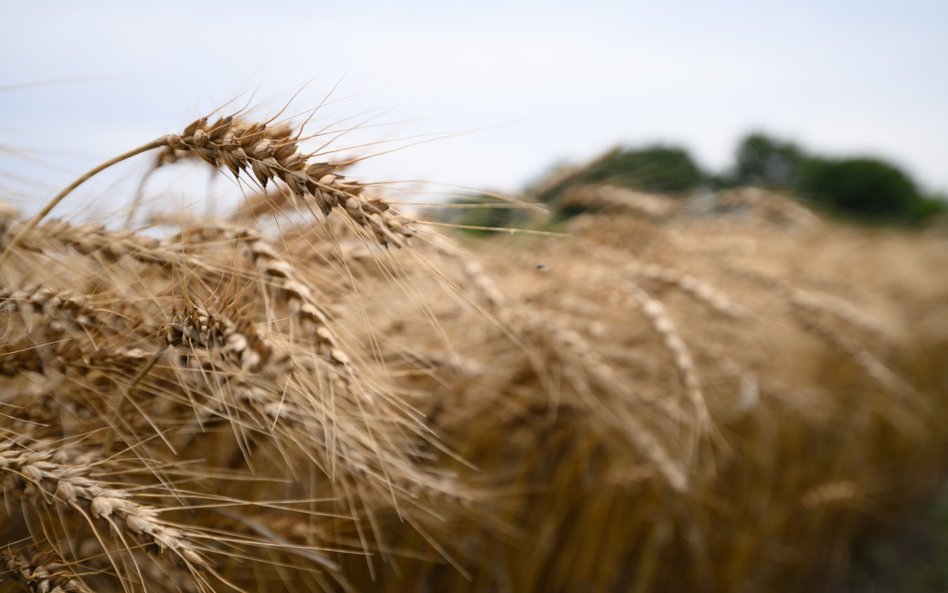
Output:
[731, 133, 804, 188]
[533, 145, 705, 206]
[454, 134, 944, 231]
[798, 157, 923, 222]
[571, 146, 704, 194]
[725, 133, 945, 224]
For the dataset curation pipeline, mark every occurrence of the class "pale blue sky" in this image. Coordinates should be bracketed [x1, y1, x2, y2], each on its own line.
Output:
[2, 1, 946, 214]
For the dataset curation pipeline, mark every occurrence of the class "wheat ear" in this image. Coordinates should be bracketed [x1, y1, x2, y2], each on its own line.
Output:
[0, 438, 209, 571]
[166, 116, 414, 246]
[0, 113, 414, 265]
[1, 544, 92, 593]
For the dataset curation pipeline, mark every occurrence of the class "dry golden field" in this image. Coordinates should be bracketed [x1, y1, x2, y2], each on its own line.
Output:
[1, 112, 947, 593]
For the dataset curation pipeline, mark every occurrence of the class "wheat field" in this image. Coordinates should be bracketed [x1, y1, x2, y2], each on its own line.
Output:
[1, 110, 947, 593]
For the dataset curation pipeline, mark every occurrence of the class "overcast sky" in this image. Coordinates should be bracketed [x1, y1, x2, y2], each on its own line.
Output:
[2, 1, 946, 215]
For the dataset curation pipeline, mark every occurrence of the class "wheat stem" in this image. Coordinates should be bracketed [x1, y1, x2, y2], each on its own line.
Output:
[0, 136, 171, 264]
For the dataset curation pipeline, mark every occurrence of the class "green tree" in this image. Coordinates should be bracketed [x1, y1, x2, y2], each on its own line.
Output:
[578, 145, 703, 193]
[724, 132, 945, 224]
[732, 133, 804, 187]
[534, 145, 705, 205]
[910, 194, 948, 221]
[798, 157, 927, 222]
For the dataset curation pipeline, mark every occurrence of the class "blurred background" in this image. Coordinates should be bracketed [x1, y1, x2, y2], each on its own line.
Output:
[1, 0, 946, 222]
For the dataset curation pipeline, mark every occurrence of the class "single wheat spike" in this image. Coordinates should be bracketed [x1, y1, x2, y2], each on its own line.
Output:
[161, 304, 305, 426]
[166, 116, 413, 246]
[629, 261, 750, 319]
[169, 222, 347, 363]
[625, 281, 711, 431]
[162, 303, 276, 373]
[1, 545, 91, 593]
[0, 111, 413, 264]
[791, 288, 883, 336]
[0, 286, 121, 335]
[508, 306, 689, 492]
[10, 220, 208, 271]
[0, 438, 210, 572]
[793, 306, 916, 400]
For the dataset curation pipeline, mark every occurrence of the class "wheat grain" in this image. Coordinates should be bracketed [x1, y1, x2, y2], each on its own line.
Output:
[629, 261, 750, 319]
[0, 437, 209, 571]
[1, 544, 91, 593]
[625, 281, 711, 431]
[167, 116, 414, 247]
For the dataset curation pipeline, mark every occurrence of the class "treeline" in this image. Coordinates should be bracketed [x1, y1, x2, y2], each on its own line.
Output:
[530, 133, 946, 225]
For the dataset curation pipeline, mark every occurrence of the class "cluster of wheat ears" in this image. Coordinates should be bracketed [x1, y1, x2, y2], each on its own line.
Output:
[1, 105, 947, 593]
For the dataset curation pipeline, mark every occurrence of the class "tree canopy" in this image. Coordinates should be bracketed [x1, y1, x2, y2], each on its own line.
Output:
[727, 133, 944, 223]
